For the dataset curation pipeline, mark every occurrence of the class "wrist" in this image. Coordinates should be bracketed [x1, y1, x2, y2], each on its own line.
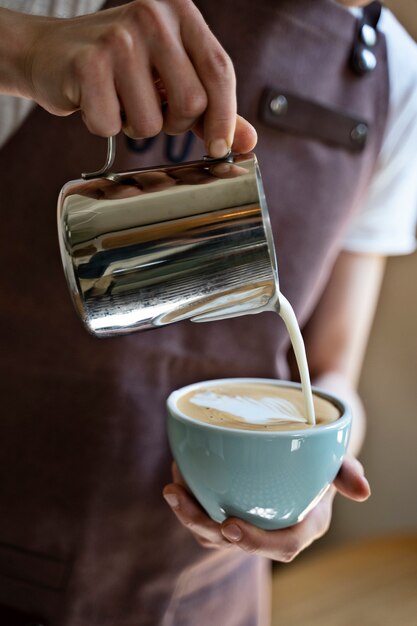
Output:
[0, 8, 45, 98]
[312, 371, 366, 456]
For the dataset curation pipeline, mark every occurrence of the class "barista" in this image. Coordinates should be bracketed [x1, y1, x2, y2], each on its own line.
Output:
[0, 1, 416, 625]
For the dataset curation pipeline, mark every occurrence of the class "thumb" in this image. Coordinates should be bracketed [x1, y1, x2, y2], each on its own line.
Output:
[193, 114, 257, 154]
[334, 456, 371, 502]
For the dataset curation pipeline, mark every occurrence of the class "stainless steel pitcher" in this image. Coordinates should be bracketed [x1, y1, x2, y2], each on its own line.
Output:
[57, 136, 280, 337]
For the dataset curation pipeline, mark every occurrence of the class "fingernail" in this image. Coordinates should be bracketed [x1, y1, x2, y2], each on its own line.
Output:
[208, 139, 229, 158]
[124, 126, 139, 140]
[163, 493, 180, 510]
[221, 523, 242, 542]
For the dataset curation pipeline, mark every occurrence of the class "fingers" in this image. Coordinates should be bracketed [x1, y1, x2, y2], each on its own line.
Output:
[179, 4, 236, 156]
[27, 0, 256, 149]
[193, 114, 258, 155]
[166, 460, 335, 562]
[77, 50, 122, 137]
[92, 0, 239, 146]
[118, 0, 236, 149]
[165, 457, 370, 562]
[120, 2, 207, 137]
[220, 489, 336, 562]
[116, 61, 163, 139]
[334, 456, 371, 501]
[218, 458, 371, 562]
[163, 482, 232, 549]
[171, 460, 188, 487]
[151, 41, 207, 136]
[231, 115, 258, 153]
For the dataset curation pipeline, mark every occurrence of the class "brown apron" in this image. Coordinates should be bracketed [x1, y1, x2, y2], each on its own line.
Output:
[0, 1, 388, 625]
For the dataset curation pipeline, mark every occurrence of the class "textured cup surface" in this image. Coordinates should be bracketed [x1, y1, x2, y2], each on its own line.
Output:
[167, 378, 351, 530]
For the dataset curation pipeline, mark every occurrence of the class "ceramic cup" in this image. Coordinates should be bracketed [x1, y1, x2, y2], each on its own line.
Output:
[167, 378, 351, 530]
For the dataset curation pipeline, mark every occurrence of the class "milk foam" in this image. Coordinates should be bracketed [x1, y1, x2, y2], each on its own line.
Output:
[190, 391, 307, 425]
[176, 382, 340, 432]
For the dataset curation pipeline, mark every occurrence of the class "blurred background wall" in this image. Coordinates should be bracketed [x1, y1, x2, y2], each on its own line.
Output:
[385, 0, 417, 38]
[327, 0, 417, 545]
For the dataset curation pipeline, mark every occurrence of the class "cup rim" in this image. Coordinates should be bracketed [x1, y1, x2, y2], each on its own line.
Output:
[167, 378, 350, 436]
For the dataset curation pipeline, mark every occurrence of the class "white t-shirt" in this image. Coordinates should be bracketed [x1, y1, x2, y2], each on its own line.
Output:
[0, 2, 416, 256]
[343, 7, 417, 255]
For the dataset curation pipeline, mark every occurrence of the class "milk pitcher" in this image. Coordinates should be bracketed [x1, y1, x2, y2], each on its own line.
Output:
[57, 136, 280, 337]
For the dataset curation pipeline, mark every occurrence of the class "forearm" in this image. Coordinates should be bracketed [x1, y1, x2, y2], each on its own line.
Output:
[302, 252, 386, 457]
[0, 8, 43, 97]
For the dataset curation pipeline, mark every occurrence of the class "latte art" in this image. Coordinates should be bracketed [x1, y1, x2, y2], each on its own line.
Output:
[177, 382, 340, 432]
[190, 390, 307, 424]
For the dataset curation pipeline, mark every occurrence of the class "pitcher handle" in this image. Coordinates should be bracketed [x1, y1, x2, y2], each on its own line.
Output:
[82, 136, 117, 180]
[81, 134, 236, 181]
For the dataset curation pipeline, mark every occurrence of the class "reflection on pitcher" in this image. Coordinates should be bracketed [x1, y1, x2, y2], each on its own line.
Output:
[58, 153, 279, 336]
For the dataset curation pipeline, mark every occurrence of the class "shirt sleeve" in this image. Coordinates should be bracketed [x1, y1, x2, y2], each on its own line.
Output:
[0, 0, 106, 150]
[342, 9, 417, 257]
[0, 1, 105, 18]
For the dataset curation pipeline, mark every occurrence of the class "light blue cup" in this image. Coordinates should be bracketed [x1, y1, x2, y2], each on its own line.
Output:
[167, 378, 351, 530]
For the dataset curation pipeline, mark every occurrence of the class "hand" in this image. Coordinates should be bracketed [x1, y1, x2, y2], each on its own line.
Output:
[163, 456, 370, 561]
[2, 1, 256, 155]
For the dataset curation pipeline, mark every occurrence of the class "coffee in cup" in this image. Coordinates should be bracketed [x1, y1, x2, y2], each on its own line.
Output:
[176, 380, 339, 432]
[167, 378, 351, 530]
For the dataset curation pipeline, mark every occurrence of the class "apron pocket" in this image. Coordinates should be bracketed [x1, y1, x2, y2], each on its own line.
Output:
[259, 86, 370, 152]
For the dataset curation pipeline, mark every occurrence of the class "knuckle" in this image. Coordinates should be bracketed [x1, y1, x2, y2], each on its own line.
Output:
[280, 539, 301, 563]
[107, 119, 123, 137]
[99, 23, 134, 56]
[280, 551, 297, 564]
[196, 537, 216, 550]
[168, 0, 195, 19]
[171, 0, 192, 11]
[184, 519, 197, 531]
[317, 506, 332, 537]
[204, 47, 235, 82]
[179, 89, 207, 118]
[144, 115, 164, 136]
[72, 49, 99, 83]
[162, 88, 207, 133]
[163, 123, 193, 137]
[239, 539, 260, 555]
[127, 114, 163, 139]
[162, 116, 190, 136]
[84, 115, 120, 138]
[72, 45, 113, 86]
[147, 116, 164, 137]
[128, 0, 169, 41]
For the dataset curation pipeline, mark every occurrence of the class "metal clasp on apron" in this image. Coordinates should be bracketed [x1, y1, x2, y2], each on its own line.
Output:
[350, 1, 382, 76]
